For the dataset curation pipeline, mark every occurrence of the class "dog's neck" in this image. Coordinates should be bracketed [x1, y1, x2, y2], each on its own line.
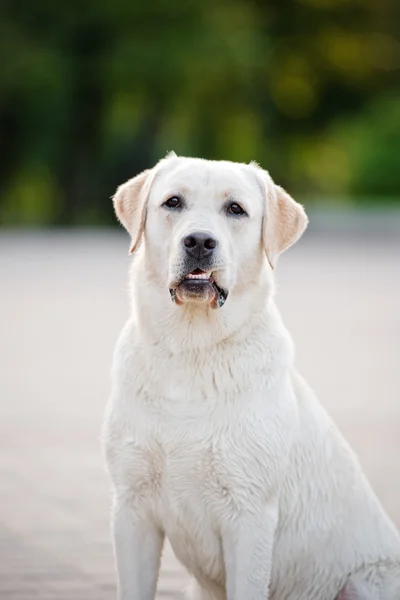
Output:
[126, 254, 295, 405]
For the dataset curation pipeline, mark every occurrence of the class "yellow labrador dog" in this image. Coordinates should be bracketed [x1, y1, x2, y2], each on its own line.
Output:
[103, 154, 400, 600]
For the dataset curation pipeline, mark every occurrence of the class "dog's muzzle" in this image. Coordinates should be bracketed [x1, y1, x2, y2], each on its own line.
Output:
[169, 232, 228, 308]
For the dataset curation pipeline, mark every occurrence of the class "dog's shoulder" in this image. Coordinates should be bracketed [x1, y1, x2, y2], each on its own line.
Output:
[103, 319, 140, 433]
[111, 318, 138, 375]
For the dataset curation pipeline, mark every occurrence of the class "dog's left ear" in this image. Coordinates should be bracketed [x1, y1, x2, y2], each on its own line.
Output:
[253, 166, 308, 268]
[112, 169, 153, 254]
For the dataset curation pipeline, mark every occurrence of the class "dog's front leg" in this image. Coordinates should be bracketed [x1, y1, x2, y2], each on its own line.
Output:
[112, 495, 164, 600]
[222, 501, 278, 600]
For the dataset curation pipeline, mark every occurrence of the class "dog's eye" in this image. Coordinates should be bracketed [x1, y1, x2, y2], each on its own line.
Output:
[227, 202, 246, 216]
[163, 196, 181, 209]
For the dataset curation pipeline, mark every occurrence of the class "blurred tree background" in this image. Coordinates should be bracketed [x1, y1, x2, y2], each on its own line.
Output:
[0, 0, 399, 225]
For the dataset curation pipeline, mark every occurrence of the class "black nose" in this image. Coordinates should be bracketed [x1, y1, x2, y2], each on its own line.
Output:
[183, 232, 218, 260]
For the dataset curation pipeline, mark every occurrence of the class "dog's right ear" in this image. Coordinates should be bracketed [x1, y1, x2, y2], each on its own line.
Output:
[113, 152, 178, 253]
[112, 169, 153, 254]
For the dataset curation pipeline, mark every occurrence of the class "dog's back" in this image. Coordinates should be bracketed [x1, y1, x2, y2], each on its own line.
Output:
[265, 371, 400, 600]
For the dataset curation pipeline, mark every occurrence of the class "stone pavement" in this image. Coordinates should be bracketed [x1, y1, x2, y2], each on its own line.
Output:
[0, 230, 399, 599]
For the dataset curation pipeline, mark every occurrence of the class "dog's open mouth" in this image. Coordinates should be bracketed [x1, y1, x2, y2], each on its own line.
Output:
[170, 269, 228, 308]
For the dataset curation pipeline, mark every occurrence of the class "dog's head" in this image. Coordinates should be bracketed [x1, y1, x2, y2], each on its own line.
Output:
[113, 154, 308, 309]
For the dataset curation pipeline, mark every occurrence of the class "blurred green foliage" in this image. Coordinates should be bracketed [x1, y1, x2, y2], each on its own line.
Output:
[0, 0, 399, 225]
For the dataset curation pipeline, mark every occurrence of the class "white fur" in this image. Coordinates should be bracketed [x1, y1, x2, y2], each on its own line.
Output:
[102, 156, 400, 600]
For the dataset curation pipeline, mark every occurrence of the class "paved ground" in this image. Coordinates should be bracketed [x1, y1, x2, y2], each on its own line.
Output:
[0, 229, 399, 599]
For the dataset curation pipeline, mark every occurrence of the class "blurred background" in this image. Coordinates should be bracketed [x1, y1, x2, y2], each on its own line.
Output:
[1, 0, 400, 225]
[1, 1, 399, 599]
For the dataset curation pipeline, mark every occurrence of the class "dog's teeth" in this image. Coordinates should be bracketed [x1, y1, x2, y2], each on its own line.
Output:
[185, 273, 210, 280]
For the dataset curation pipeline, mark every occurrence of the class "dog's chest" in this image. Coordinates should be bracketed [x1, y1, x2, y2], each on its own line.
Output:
[107, 327, 296, 580]
[153, 433, 232, 582]
[115, 396, 291, 581]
